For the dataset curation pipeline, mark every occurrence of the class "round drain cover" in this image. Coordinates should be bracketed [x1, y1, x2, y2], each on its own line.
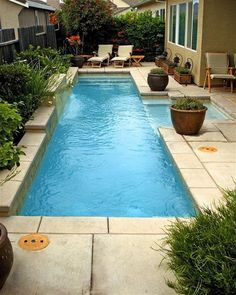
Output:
[198, 146, 218, 153]
[18, 234, 49, 251]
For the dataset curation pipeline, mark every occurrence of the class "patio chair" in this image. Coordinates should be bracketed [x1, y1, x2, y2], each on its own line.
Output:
[203, 52, 236, 93]
[111, 45, 134, 68]
[87, 44, 113, 68]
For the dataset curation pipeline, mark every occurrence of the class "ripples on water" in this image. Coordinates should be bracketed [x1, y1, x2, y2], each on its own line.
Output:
[20, 76, 196, 217]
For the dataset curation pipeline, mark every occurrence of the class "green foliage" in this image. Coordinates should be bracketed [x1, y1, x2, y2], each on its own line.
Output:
[163, 187, 236, 295]
[58, 0, 113, 52]
[150, 67, 165, 75]
[0, 63, 50, 122]
[172, 97, 206, 110]
[0, 102, 22, 143]
[163, 59, 176, 67]
[17, 46, 71, 78]
[175, 66, 190, 74]
[0, 142, 24, 170]
[113, 11, 165, 60]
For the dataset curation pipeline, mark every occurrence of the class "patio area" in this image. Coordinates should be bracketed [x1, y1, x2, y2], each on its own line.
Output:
[0, 62, 236, 295]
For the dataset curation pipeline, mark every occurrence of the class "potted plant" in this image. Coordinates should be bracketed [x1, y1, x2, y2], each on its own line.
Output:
[67, 34, 84, 68]
[147, 68, 169, 91]
[161, 59, 176, 75]
[174, 66, 192, 84]
[0, 223, 13, 289]
[155, 50, 168, 67]
[170, 97, 207, 135]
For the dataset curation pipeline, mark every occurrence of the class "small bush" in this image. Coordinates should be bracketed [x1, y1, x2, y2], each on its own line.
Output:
[0, 102, 22, 143]
[150, 67, 165, 75]
[172, 97, 206, 110]
[175, 66, 190, 74]
[0, 142, 24, 170]
[163, 187, 236, 295]
[17, 46, 71, 78]
[0, 63, 50, 122]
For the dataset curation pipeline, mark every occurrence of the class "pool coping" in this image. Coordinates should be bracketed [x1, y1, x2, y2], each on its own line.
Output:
[0, 66, 235, 234]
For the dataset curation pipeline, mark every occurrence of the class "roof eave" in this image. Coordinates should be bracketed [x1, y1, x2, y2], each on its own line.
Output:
[9, 0, 29, 7]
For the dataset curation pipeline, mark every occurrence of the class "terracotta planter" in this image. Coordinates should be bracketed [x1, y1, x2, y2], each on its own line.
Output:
[0, 224, 13, 289]
[170, 107, 207, 135]
[71, 55, 84, 68]
[162, 62, 175, 75]
[155, 57, 165, 67]
[147, 73, 169, 91]
[174, 71, 192, 84]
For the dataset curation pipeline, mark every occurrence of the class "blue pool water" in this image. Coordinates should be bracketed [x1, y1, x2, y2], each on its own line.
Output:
[20, 75, 219, 217]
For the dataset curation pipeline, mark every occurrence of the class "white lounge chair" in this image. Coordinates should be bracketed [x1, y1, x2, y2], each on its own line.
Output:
[203, 52, 236, 93]
[88, 44, 113, 68]
[111, 45, 134, 68]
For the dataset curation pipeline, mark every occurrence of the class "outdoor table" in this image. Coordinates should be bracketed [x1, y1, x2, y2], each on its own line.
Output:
[131, 55, 145, 67]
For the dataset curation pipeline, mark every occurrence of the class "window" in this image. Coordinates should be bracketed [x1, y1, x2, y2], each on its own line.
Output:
[35, 11, 40, 26]
[155, 9, 165, 21]
[169, 0, 199, 50]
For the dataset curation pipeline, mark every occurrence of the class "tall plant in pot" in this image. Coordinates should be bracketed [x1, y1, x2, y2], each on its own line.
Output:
[66, 34, 84, 68]
[170, 97, 207, 135]
[147, 68, 169, 91]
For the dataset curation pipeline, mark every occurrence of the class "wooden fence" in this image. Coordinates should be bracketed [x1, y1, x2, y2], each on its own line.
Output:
[0, 25, 57, 64]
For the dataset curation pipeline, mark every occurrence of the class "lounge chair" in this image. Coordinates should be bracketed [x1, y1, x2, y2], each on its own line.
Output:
[111, 45, 134, 68]
[88, 44, 113, 68]
[203, 52, 236, 93]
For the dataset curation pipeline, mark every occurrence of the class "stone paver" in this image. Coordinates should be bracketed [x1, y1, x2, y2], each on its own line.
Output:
[172, 153, 203, 169]
[215, 123, 236, 142]
[184, 131, 227, 142]
[180, 168, 216, 188]
[166, 141, 193, 154]
[2, 234, 92, 295]
[39, 217, 108, 234]
[189, 142, 236, 163]
[0, 216, 41, 233]
[0, 162, 31, 182]
[190, 188, 224, 209]
[18, 132, 46, 146]
[109, 217, 181, 234]
[204, 162, 236, 190]
[92, 234, 176, 295]
[159, 127, 184, 142]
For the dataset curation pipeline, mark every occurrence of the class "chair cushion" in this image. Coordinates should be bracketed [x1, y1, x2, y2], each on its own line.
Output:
[88, 56, 108, 62]
[111, 56, 129, 62]
[210, 74, 236, 79]
[206, 53, 229, 74]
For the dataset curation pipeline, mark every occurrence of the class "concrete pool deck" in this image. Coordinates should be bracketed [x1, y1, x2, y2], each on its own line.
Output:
[0, 63, 236, 294]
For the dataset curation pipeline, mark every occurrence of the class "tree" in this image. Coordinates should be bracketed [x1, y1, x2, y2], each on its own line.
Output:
[58, 0, 113, 52]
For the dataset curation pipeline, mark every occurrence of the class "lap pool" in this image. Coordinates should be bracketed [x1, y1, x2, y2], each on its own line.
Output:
[20, 75, 223, 217]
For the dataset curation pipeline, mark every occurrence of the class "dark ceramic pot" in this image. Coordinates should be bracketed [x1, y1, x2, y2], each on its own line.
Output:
[71, 55, 84, 68]
[170, 107, 207, 135]
[0, 223, 13, 289]
[147, 73, 169, 91]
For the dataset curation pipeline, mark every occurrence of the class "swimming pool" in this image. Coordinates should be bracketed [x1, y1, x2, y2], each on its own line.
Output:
[20, 75, 200, 217]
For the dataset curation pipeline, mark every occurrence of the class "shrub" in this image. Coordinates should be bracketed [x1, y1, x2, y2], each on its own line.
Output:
[172, 97, 206, 110]
[0, 63, 50, 122]
[163, 187, 236, 295]
[17, 46, 71, 78]
[0, 142, 24, 170]
[175, 66, 190, 75]
[150, 67, 165, 75]
[0, 102, 22, 143]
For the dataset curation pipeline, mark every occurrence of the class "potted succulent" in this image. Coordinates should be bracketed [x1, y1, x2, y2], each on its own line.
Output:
[170, 97, 207, 135]
[147, 68, 169, 91]
[0, 223, 13, 289]
[174, 66, 192, 84]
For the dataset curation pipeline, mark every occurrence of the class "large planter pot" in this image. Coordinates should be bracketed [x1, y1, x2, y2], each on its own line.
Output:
[71, 55, 84, 68]
[170, 107, 207, 135]
[0, 224, 13, 289]
[147, 73, 169, 91]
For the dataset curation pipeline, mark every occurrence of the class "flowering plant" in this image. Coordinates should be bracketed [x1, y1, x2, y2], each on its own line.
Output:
[66, 35, 81, 55]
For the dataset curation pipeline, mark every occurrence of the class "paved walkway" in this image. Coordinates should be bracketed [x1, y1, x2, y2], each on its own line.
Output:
[1, 63, 236, 294]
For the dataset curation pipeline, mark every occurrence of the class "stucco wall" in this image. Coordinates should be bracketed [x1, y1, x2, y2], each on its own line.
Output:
[0, 0, 22, 38]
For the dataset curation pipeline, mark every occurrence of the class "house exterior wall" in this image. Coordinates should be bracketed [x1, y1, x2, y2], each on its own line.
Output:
[136, 2, 166, 15]
[165, 0, 236, 86]
[19, 9, 48, 29]
[47, 0, 61, 10]
[0, 0, 22, 37]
